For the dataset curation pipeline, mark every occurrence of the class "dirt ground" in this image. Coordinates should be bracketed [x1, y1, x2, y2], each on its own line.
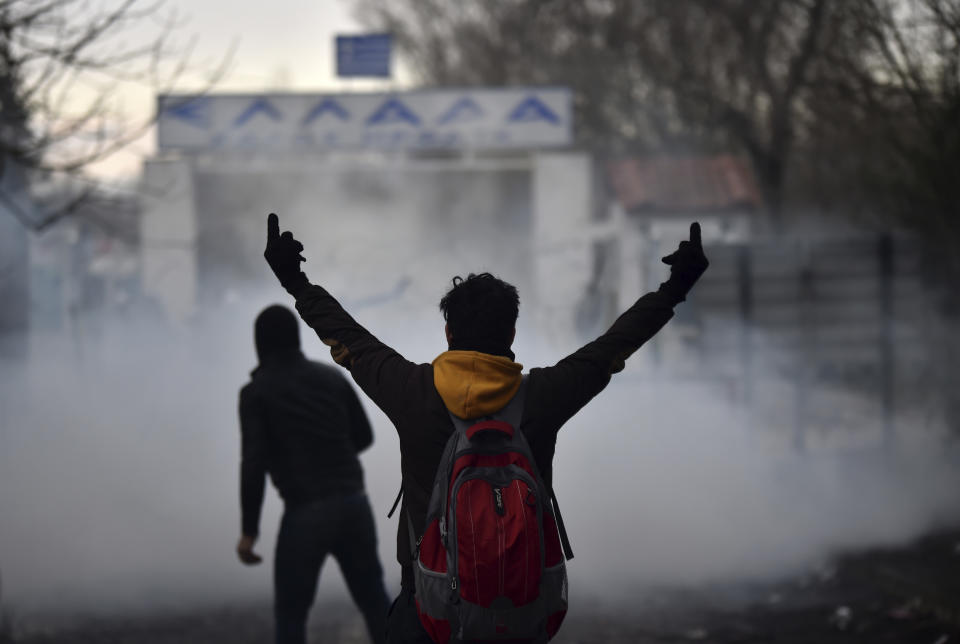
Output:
[4, 530, 959, 643]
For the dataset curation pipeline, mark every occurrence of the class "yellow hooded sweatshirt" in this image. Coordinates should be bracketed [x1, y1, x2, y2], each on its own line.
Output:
[432, 350, 523, 420]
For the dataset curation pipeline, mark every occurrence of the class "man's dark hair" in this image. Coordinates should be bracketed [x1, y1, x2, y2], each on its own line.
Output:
[439, 273, 519, 356]
[255, 304, 300, 363]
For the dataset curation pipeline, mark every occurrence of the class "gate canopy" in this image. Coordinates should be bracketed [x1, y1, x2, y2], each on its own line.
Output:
[157, 88, 572, 152]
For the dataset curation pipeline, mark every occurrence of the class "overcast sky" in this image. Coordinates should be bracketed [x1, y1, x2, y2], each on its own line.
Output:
[88, 0, 412, 179]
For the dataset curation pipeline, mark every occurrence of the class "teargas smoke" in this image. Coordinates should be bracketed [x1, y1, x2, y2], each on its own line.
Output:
[553, 329, 960, 602]
[1, 166, 958, 620]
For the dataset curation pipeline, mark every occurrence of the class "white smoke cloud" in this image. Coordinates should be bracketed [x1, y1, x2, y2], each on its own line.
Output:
[2, 168, 958, 621]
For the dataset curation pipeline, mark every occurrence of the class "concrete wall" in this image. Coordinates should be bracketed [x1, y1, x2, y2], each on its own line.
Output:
[140, 158, 197, 323]
[531, 152, 594, 347]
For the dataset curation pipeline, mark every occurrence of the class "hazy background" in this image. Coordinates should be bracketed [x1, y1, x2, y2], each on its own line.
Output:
[2, 206, 958, 615]
[2, 0, 960, 627]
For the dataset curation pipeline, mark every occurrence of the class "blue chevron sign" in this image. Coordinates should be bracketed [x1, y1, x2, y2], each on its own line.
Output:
[302, 98, 350, 124]
[233, 98, 283, 126]
[157, 89, 572, 151]
[437, 97, 484, 125]
[159, 96, 210, 128]
[366, 97, 420, 126]
[507, 96, 560, 124]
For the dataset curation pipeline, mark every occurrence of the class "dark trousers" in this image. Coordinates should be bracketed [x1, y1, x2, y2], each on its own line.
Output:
[386, 585, 434, 644]
[274, 492, 390, 644]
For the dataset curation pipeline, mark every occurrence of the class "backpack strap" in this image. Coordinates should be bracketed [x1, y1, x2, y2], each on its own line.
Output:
[386, 484, 419, 559]
[405, 506, 421, 559]
[550, 487, 575, 561]
[386, 485, 403, 519]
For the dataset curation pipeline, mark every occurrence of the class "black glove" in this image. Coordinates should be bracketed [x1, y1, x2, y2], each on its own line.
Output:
[658, 222, 709, 305]
[264, 213, 309, 295]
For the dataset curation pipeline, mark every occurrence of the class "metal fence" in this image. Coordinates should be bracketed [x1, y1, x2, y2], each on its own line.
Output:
[652, 234, 937, 451]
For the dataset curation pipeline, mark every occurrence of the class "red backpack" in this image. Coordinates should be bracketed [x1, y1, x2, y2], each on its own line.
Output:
[405, 379, 574, 642]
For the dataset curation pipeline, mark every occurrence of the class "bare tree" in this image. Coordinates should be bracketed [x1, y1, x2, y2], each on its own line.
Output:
[820, 0, 960, 431]
[841, 0, 960, 273]
[360, 1, 860, 228]
[355, 1, 710, 153]
[0, 0, 231, 231]
[0, 0, 231, 361]
[635, 0, 841, 227]
[359, 0, 958, 235]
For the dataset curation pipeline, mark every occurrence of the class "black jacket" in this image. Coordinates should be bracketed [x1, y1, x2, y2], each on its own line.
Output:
[238, 350, 373, 537]
[290, 283, 676, 582]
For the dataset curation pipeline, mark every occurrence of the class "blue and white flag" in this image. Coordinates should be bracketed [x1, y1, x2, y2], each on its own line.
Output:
[336, 34, 391, 78]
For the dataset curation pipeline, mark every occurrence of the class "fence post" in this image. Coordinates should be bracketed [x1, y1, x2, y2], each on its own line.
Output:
[737, 245, 753, 429]
[879, 233, 895, 449]
[795, 257, 814, 453]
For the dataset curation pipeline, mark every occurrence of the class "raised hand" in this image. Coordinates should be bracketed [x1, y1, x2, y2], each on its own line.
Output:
[659, 222, 709, 304]
[264, 213, 309, 294]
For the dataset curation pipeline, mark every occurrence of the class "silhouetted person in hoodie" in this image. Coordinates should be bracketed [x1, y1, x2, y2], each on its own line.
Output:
[237, 304, 390, 644]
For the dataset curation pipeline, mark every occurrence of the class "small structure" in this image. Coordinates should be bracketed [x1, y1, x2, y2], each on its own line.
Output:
[607, 154, 762, 237]
[573, 154, 763, 342]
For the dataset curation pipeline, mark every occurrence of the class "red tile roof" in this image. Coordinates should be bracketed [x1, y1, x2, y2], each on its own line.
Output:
[607, 155, 763, 213]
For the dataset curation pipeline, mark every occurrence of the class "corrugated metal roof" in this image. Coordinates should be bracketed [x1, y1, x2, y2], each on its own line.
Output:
[607, 155, 763, 213]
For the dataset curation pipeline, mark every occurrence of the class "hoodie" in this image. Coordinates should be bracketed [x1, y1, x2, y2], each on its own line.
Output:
[432, 350, 523, 419]
[238, 305, 374, 537]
